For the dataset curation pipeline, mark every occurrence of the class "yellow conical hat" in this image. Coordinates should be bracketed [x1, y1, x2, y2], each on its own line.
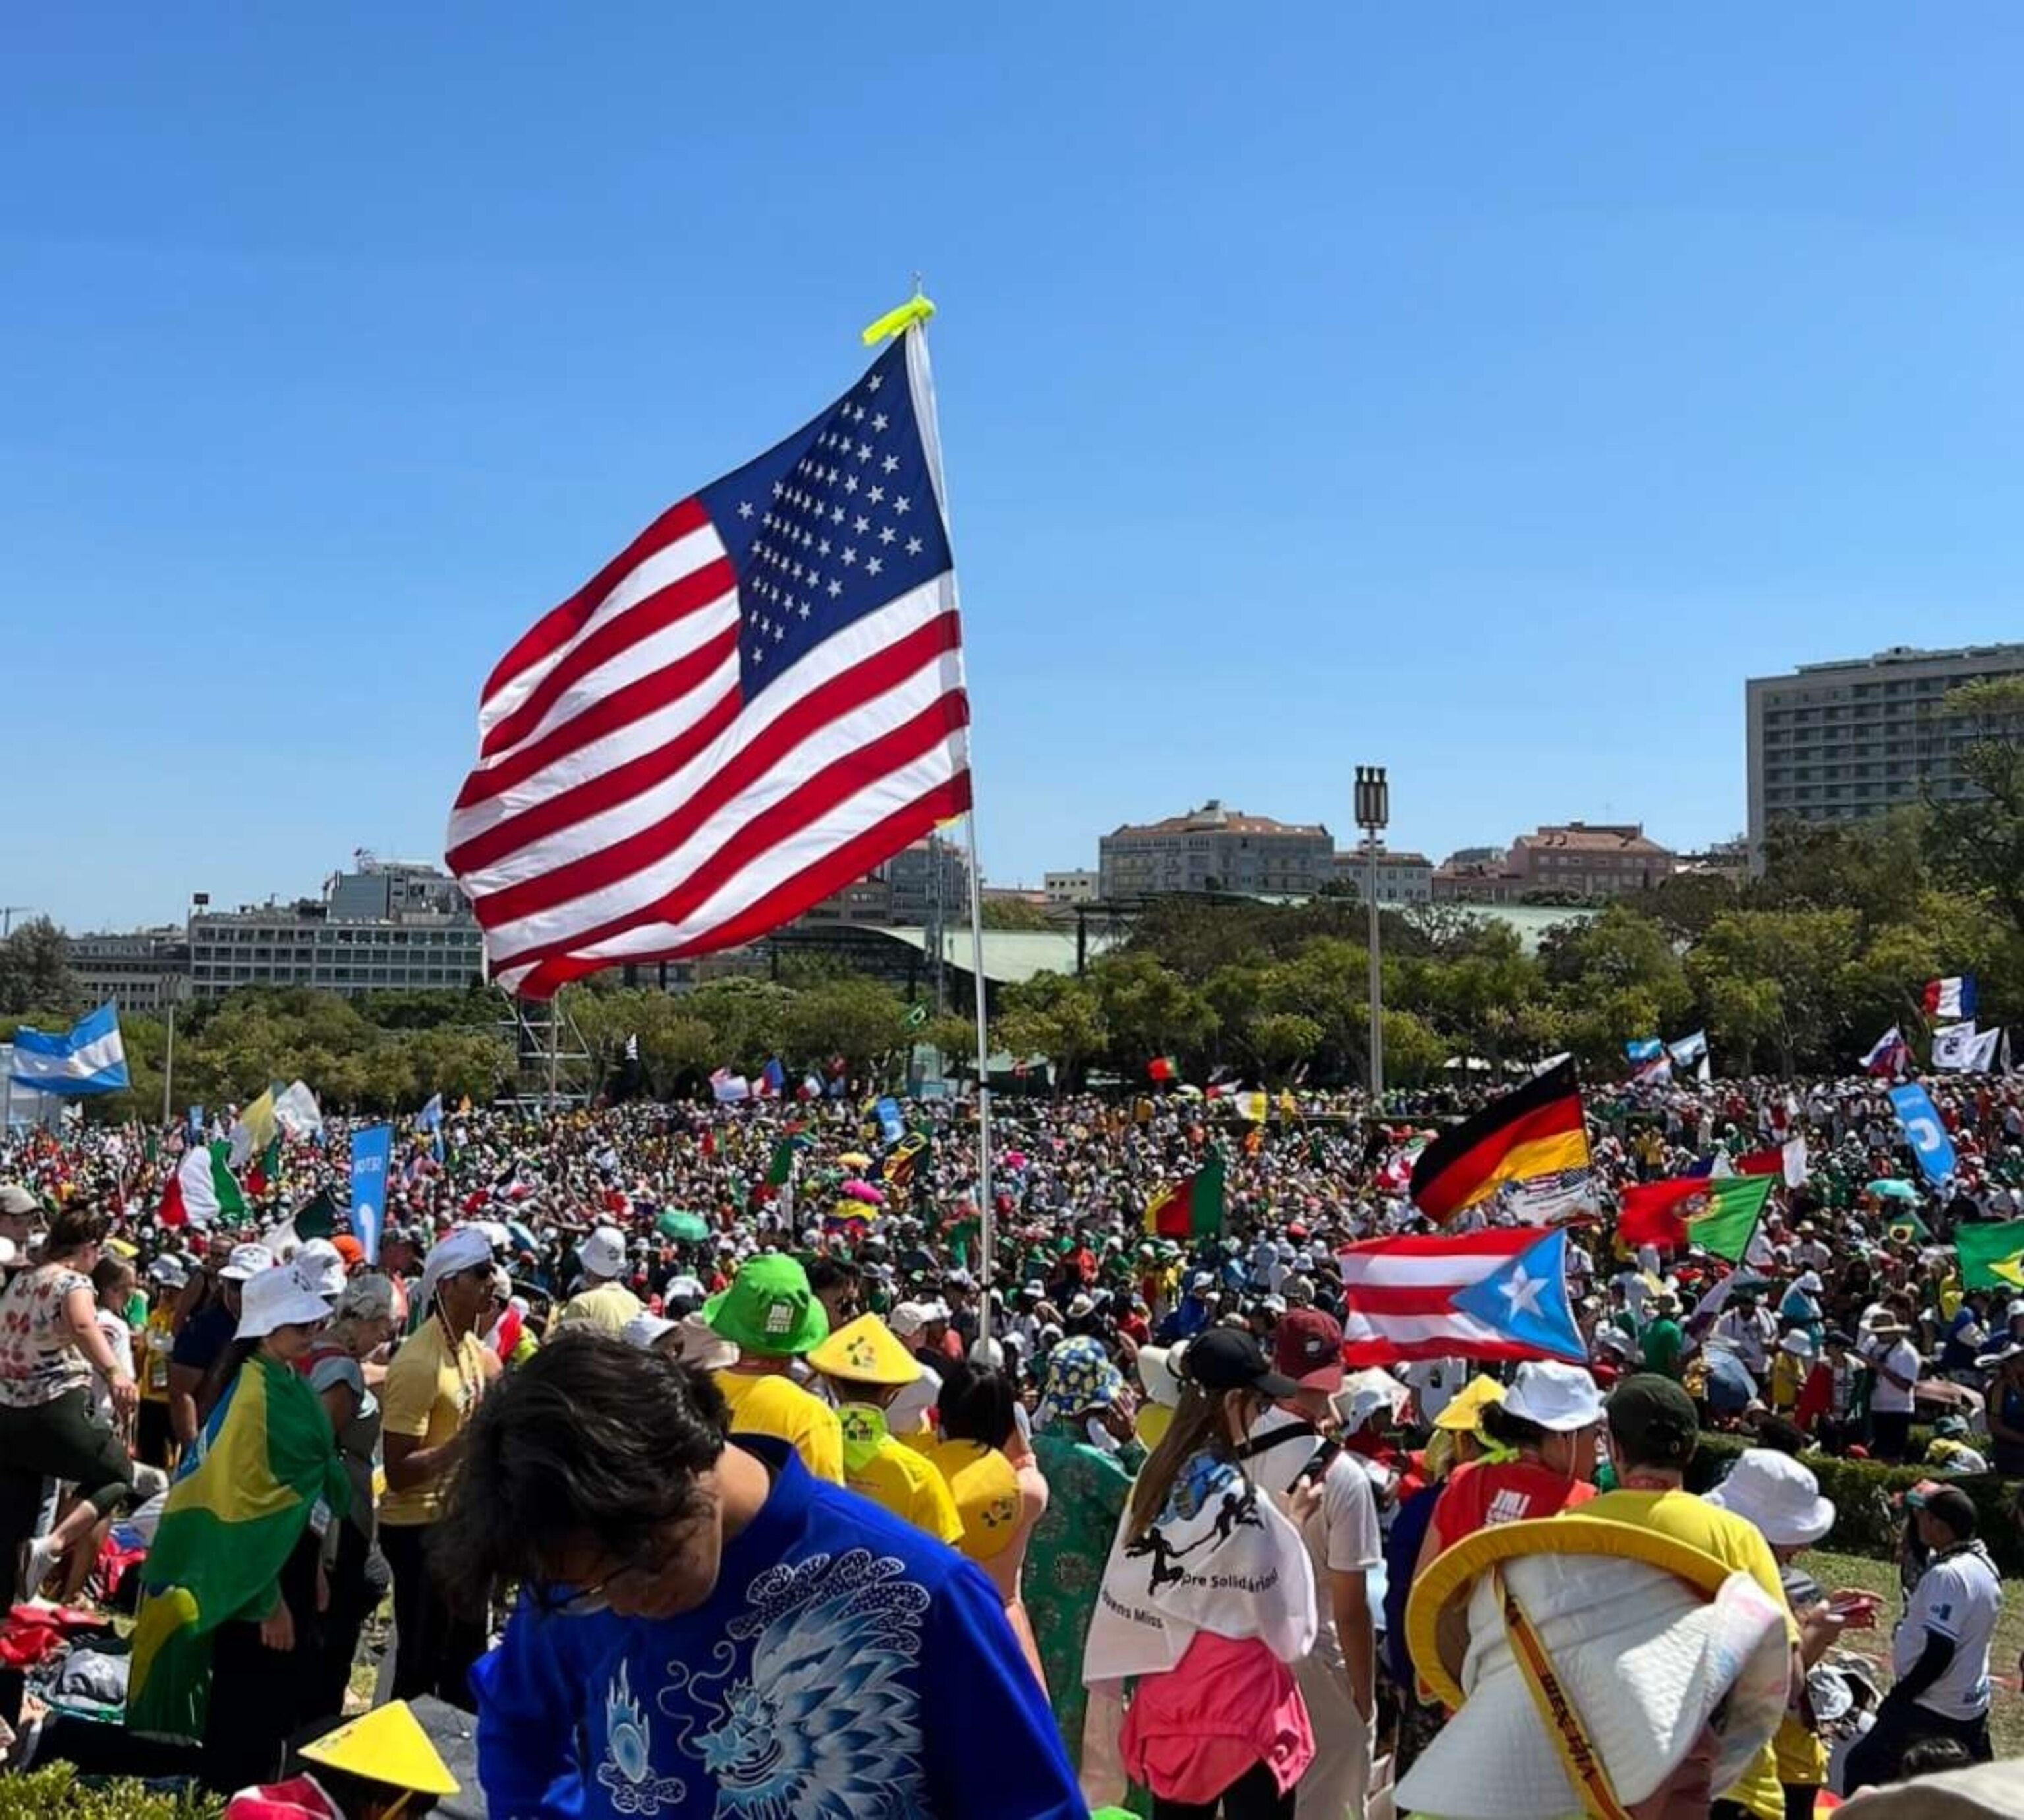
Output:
[298, 1700, 460, 1797]
[806, 1313, 920, 1386]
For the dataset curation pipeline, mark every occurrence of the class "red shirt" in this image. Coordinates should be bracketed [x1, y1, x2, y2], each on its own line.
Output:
[1428, 1458, 1595, 1552]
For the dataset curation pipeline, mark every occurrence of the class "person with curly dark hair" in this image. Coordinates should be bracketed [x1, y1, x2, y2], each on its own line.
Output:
[437, 1332, 1082, 1819]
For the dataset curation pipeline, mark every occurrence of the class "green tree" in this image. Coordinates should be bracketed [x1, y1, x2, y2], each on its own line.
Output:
[1685, 909, 1861, 1074]
[782, 977, 909, 1073]
[978, 897, 1055, 931]
[1927, 677, 2024, 936]
[1088, 952, 1217, 1072]
[0, 918, 78, 1019]
[992, 971, 1107, 1089]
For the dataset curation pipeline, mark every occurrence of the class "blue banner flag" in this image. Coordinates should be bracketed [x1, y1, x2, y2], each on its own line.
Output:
[349, 1123, 394, 1265]
[1888, 1083, 1957, 1186]
[187, 1106, 204, 1141]
[876, 1096, 905, 1146]
[7, 1003, 128, 1096]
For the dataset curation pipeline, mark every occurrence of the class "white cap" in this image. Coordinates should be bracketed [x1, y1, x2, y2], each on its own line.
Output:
[146, 1253, 188, 1288]
[219, 1243, 276, 1283]
[1778, 1330, 1817, 1359]
[580, 1225, 629, 1279]
[1503, 1360, 1605, 1432]
[621, 1312, 679, 1351]
[235, 1265, 335, 1340]
[1704, 1448, 1835, 1547]
[888, 1301, 935, 1339]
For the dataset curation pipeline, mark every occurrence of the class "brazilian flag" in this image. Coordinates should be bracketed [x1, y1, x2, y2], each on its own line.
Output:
[1957, 1220, 2024, 1292]
[127, 1355, 349, 1744]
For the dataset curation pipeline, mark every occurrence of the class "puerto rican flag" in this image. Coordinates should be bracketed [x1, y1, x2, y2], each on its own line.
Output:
[1923, 976, 1977, 1021]
[1337, 1228, 1587, 1366]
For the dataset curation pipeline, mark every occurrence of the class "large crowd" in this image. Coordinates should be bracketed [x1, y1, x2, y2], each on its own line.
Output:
[1, 1067, 2021, 1818]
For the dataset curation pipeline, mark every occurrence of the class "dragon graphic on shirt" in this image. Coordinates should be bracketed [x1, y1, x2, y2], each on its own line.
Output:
[644, 1547, 934, 1817]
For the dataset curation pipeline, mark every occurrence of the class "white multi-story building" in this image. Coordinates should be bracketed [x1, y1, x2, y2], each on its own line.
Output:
[1747, 642, 2024, 857]
[187, 856, 484, 999]
[1098, 801, 1334, 899]
[1328, 846, 1434, 905]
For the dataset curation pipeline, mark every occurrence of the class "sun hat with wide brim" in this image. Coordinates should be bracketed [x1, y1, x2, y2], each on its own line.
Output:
[922, 1438, 1021, 1562]
[806, 1313, 922, 1387]
[1702, 1446, 1836, 1547]
[235, 1265, 337, 1340]
[1432, 1373, 1507, 1433]
[1840, 1760, 2024, 1818]
[1397, 1516, 1791, 1820]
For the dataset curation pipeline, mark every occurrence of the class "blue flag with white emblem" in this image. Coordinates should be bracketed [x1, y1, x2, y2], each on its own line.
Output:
[1888, 1083, 1957, 1187]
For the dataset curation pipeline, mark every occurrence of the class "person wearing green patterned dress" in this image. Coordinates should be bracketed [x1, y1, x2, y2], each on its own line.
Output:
[1025, 1336, 1143, 1783]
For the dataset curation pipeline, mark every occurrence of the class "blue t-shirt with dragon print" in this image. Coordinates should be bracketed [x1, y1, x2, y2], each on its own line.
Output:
[473, 1436, 1084, 1819]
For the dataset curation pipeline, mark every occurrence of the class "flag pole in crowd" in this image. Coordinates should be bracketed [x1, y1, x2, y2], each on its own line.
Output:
[866, 283, 999, 1342]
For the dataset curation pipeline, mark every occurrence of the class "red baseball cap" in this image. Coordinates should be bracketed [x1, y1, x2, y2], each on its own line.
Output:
[1272, 1308, 1345, 1392]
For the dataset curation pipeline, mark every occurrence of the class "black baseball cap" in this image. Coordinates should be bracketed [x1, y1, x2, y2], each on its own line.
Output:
[1907, 1483, 1978, 1538]
[1183, 1328, 1300, 1400]
[1605, 1373, 1699, 1468]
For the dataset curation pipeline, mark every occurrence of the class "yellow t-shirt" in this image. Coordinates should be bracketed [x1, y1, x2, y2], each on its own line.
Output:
[378, 1319, 488, 1528]
[845, 1438, 964, 1545]
[714, 1369, 845, 1483]
[1583, 1489, 1799, 1820]
[553, 1281, 643, 1336]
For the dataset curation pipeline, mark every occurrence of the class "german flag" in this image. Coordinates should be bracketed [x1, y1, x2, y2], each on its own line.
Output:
[1409, 1060, 1589, 1224]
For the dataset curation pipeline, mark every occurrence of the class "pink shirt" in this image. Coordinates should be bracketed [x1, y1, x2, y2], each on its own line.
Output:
[1120, 1631, 1314, 1803]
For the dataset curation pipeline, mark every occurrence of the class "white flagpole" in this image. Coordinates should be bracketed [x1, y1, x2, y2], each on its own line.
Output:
[901, 302, 993, 1344]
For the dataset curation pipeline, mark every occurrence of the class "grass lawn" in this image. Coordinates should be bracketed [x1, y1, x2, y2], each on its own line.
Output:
[1800, 1546, 2024, 1757]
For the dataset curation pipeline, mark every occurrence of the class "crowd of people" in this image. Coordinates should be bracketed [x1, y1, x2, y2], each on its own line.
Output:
[0, 1064, 2019, 1817]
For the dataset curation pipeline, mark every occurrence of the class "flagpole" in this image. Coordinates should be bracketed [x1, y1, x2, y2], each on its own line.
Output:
[889, 297, 993, 1345]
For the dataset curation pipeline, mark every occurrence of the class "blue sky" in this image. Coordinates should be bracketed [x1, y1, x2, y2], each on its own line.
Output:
[8, 7, 2023, 931]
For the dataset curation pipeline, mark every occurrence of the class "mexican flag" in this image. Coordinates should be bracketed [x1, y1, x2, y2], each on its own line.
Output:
[1146, 1149, 1227, 1240]
[1617, 1173, 1772, 1262]
[1957, 1220, 2024, 1291]
[159, 1142, 246, 1230]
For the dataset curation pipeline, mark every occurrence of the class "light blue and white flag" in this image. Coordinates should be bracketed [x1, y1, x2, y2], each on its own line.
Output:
[7, 1003, 128, 1096]
[1888, 1082, 1957, 1187]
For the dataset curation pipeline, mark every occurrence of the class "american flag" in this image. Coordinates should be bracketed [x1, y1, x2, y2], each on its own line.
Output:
[446, 332, 970, 998]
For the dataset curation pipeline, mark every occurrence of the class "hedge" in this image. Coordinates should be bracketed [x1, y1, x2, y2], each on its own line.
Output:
[0, 1765, 217, 1819]
[1686, 1431, 2024, 1574]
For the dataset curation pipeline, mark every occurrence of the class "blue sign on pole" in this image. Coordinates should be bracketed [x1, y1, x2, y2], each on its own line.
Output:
[349, 1124, 393, 1265]
[876, 1096, 905, 1147]
[1888, 1083, 1957, 1186]
[187, 1106, 204, 1141]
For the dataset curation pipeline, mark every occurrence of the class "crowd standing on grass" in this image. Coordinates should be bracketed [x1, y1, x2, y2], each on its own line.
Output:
[0, 1066, 2021, 1816]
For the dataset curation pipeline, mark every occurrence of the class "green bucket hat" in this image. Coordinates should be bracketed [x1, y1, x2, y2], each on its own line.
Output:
[704, 1255, 829, 1357]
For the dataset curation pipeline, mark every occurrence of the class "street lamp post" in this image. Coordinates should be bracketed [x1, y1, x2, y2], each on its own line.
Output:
[161, 973, 181, 1128]
[1355, 766, 1390, 1106]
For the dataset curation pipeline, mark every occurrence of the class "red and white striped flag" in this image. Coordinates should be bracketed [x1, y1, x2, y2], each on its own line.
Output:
[1337, 1228, 1585, 1366]
[447, 329, 970, 998]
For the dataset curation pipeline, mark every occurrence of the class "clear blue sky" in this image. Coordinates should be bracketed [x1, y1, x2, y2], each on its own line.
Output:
[9, 7, 2023, 932]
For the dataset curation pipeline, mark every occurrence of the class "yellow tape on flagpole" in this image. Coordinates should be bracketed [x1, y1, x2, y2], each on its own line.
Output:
[862, 292, 936, 345]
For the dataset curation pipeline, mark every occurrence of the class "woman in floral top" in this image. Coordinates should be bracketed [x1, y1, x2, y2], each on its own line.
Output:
[1024, 1336, 1143, 1786]
[0, 1203, 139, 1604]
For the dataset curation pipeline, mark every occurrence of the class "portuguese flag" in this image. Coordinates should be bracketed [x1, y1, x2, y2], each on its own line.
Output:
[1410, 1060, 1589, 1224]
[1957, 1219, 2024, 1291]
[1617, 1173, 1772, 1261]
[1148, 1056, 1179, 1084]
[1146, 1149, 1226, 1239]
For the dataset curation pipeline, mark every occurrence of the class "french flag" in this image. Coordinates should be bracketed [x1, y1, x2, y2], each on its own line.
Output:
[1923, 976, 1976, 1021]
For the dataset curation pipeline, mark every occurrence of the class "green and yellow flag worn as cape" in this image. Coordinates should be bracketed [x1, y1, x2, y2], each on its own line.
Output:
[127, 1352, 348, 1744]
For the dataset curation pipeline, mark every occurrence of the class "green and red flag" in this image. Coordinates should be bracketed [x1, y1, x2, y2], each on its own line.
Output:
[1617, 1173, 1772, 1261]
[1147, 1056, 1179, 1084]
[1146, 1148, 1226, 1239]
[1956, 1219, 2024, 1291]
[158, 1142, 247, 1230]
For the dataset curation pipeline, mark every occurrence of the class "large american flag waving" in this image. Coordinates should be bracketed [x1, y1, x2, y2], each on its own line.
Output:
[446, 331, 970, 998]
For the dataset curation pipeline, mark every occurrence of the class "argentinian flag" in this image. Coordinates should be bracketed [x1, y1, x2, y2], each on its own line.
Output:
[7, 1002, 129, 1096]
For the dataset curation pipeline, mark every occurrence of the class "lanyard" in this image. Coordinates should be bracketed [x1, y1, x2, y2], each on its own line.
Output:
[1495, 1567, 1636, 1820]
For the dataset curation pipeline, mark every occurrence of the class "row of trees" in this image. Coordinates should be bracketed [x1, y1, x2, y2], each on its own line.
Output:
[9, 682, 2021, 1108]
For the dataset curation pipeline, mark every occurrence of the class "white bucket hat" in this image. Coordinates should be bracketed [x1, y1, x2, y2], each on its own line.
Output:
[1839, 1759, 2024, 1817]
[672, 1311, 739, 1371]
[580, 1225, 629, 1279]
[1702, 1448, 1835, 1548]
[621, 1311, 679, 1351]
[291, 1238, 347, 1302]
[219, 1242, 276, 1283]
[1502, 1359, 1605, 1431]
[1397, 1516, 1790, 1820]
[1136, 1342, 1189, 1410]
[235, 1265, 336, 1340]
